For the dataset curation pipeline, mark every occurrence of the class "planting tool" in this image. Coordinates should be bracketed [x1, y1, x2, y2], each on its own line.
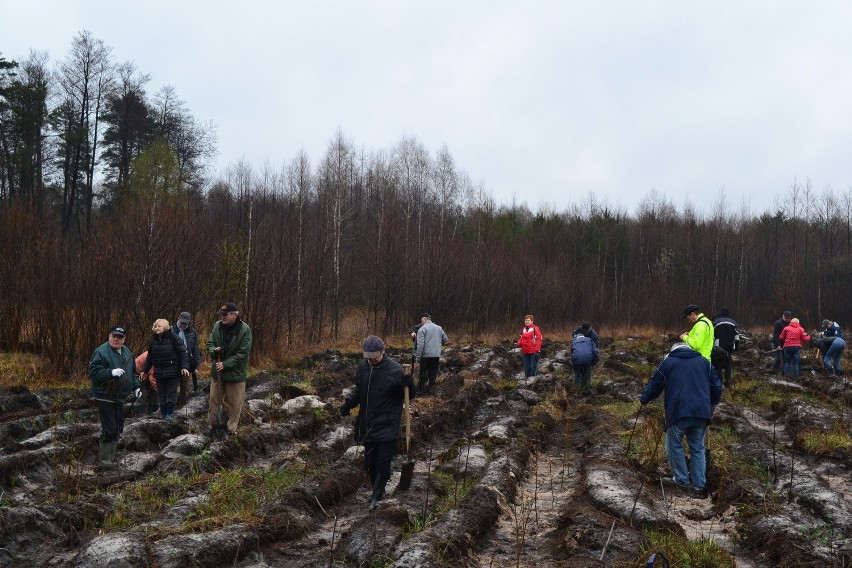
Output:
[213, 349, 227, 441]
[397, 364, 415, 491]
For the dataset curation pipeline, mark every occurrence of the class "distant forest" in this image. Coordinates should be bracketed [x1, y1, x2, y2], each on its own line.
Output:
[2, 32, 851, 373]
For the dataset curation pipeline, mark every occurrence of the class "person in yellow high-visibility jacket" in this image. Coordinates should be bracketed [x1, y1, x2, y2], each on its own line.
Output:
[681, 304, 713, 361]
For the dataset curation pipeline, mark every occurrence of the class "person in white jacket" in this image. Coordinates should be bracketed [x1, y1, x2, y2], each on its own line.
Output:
[415, 312, 448, 395]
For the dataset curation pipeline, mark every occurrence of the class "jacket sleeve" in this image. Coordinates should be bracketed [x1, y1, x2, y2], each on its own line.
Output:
[640, 367, 666, 404]
[175, 335, 190, 370]
[342, 366, 364, 412]
[206, 324, 219, 356]
[441, 329, 448, 344]
[88, 348, 112, 387]
[685, 320, 712, 354]
[141, 339, 153, 373]
[415, 327, 426, 358]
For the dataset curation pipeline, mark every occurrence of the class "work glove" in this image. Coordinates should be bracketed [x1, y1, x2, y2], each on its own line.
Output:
[339, 405, 350, 417]
[111, 368, 125, 377]
[135, 388, 142, 400]
[402, 374, 415, 389]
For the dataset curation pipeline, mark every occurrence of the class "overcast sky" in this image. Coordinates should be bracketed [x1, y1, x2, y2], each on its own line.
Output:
[3, 1, 851, 215]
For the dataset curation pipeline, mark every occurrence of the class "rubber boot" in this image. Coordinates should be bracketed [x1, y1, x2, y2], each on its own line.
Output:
[164, 402, 174, 420]
[369, 475, 389, 509]
[98, 441, 117, 469]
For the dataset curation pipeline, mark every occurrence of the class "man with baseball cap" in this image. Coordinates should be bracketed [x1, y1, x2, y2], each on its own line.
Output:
[680, 304, 713, 361]
[207, 303, 253, 440]
[88, 325, 140, 467]
[414, 313, 448, 395]
[340, 335, 414, 509]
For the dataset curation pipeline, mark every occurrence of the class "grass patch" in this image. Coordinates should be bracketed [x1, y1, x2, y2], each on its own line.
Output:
[0, 351, 74, 389]
[601, 400, 641, 422]
[103, 464, 304, 534]
[797, 429, 852, 455]
[635, 528, 734, 567]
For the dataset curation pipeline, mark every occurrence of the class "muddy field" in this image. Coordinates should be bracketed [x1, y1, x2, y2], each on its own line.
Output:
[1, 333, 852, 567]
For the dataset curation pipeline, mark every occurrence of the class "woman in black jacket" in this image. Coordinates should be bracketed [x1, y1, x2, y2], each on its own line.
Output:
[141, 318, 189, 420]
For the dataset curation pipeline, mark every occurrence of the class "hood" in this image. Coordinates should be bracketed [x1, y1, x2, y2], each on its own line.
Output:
[667, 346, 703, 360]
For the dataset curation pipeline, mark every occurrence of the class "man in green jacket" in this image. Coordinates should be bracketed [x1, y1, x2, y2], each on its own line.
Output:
[88, 326, 140, 466]
[681, 304, 714, 361]
[207, 303, 253, 439]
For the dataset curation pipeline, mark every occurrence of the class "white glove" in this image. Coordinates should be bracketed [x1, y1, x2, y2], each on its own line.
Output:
[111, 368, 125, 377]
[135, 388, 142, 400]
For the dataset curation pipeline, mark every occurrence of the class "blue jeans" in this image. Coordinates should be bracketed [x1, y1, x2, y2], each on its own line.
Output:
[522, 353, 540, 377]
[784, 346, 801, 377]
[665, 416, 708, 490]
[824, 338, 846, 374]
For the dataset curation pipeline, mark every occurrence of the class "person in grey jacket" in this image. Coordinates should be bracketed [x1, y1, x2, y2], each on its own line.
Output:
[415, 312, 448, 395]
[88, 326, 140, 467]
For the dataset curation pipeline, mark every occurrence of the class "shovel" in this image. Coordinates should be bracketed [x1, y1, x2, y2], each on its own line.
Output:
[213, 349, 227, 441]
[397, 365, 415, 491]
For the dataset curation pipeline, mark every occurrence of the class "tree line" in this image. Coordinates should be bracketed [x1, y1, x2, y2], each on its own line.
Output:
[2, 34, 850, 376]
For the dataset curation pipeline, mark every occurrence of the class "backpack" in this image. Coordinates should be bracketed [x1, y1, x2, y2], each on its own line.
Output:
[710, 345, 730, 371]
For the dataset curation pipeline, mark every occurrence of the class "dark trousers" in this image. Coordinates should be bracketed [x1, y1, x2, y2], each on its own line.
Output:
[773, 348, 785, 372]
[97, 400, 125, 443]
[418, 357, 440, 391]
[144, 382, 159, 414]
[721, 349, 733, 386]
[364, 439, 397, 483]
[574, 364, 592, 389]
[157, 376, 180, 410]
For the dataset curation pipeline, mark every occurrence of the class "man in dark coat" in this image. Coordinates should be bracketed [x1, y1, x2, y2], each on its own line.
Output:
[772, 311, 792, 374]
[89, 326, 140, 467]
[572, 322, 599, 347]
[340, 335, 414, 509]
[640, 342, 723, 496]
[207, 303, 253, 438]
[173, 311, 203, 406]
[713, 307, 739, 388]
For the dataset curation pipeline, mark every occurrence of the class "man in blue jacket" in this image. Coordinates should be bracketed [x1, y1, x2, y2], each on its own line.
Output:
[821, 319, 845, 375]
[640, 342, 723, 496]
[571, 333, 599, 393]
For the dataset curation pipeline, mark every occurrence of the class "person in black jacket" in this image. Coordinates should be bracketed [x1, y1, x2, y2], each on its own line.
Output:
[173, 311, 202, 406]
[141, 318, 190, 420]
[713, 307, 739, 388]
[340, 335, 414, 509]
[572, 322, 599, 347]
[772, 311, 792, 374]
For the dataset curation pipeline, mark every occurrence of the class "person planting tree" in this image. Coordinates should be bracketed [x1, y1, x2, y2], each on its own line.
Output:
[339, 335, 415, 509]
[640, 342, 723, 498]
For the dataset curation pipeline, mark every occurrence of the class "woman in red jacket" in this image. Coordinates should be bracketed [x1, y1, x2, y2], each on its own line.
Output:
[780, 317, 811, 379]
[517, 314, 543, 377]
